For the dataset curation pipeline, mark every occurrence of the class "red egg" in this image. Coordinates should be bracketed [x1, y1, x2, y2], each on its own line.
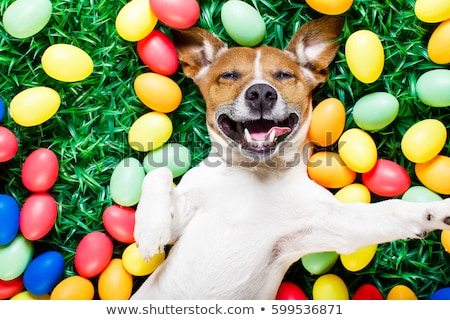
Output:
[362, 159, 411, 197]
[0, 276, 24, 299]
[74, 232, 113, 278]
[0, 126, 19, 162]
[150, 0, 200, 29]
[20, 193, 57, 241]
[21, 148, 59, 192]
[352, 284, 384, 300]
[137, 30, 179, 76]
[275, 282, 308, 300]
[102, 205, 135, 244]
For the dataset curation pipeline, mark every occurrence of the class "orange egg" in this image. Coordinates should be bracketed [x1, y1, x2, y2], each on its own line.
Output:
[428, 19, 450, 64]
[98, 259, 133, 300]
[415, 155, 450, 195]
[386, 285, 418, 300]
[307, 151, 356, 189]
[50, 276, 94, 300]
[308, 98, 346, 147]
[305, 0, 353, 15]
[442, 230, 450, 252]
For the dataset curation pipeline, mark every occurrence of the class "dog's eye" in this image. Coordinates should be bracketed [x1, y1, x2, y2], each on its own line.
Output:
[220, 71, 241, 81]
[274, 71, 295, 80]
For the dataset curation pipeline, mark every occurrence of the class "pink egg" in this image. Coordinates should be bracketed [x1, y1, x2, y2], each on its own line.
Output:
[102, 205, 135, 244]
[276, 282, 308, 300]
[362, 159, 411, 197]
[150, 0, 200, 29]
[21, 148, 59, 192]
[137, 30, 179, 76]
[0, 126, 19, 162]
[74, 232, 113, 278]
[20, 193, 57, 241]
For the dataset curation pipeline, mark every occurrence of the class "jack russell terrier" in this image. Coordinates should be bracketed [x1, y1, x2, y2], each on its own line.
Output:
[131, 16, 450, 299]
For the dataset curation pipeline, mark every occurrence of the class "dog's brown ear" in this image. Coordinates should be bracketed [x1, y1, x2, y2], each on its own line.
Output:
[173, 28, 228, 80]
[285, 16, 344, 88]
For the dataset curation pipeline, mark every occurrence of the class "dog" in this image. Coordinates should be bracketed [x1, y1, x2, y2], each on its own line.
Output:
[131, 16, 450, 299]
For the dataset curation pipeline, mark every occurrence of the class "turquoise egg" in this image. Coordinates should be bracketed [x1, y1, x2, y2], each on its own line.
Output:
[401, 186, 443, 202]
[110, 157, 145, 206]
[301, 251, 339, 275]
[352, 92, 399, 131]
[0, 234, 34, 281]
[416, 69, 450, 107]
[143, 143, 191, 178]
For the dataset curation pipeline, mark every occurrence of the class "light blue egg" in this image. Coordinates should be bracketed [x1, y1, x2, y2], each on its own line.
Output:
[0, 234, 34, 281]
[110, 157, 145, 206]
[401, 186, 443, 202]
[143, 143, 191, 178]
[352, 92, 399, 131]
[416, 69, 450, 107]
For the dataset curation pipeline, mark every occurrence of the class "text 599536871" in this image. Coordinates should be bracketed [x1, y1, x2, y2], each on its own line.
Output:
[270, 304, 343, 315]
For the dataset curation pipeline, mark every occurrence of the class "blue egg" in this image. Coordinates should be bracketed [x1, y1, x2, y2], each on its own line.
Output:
[0, 97, 5, 122]
[24, 251, 64, 295]
[430, 287, 450, 300]
[0, 194, 20, 245]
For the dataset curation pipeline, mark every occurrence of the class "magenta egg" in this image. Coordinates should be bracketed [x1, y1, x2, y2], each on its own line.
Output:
[0, 126, 19, 162]
[352, 284, 384, 300]
[21, 148, 59, 192]
[276, 282, 308, 300]
[74, 232, 113, 278]
[102, 205, 135, 244]
[20, 193, 57, 241]
[137, 30, 179, 76]
[362, 159, 411, 197]
[150, 0, 200, 29]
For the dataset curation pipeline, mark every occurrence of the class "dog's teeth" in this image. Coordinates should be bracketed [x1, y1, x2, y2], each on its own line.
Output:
[269, 130, 276, 143]
[244, 128, 252, 143]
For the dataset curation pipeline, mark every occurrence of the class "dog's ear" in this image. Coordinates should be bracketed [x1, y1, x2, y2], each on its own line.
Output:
[173, 28, 228, 80]
[285, 16, 344, 88]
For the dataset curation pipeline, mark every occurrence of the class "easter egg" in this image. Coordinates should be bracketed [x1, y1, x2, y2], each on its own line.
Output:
[345, 30, 384, 84]
[0, 234, 33, 281]
[23, 251, 64, 295]
[428, 19, 450, 64]
[20, 193, 57, 241]
[143, 143, 191, 178]
[352, 284, 383, 300]
[98, 258, 133, 300]
[387, 285, 417, 300]
[305, 0, 353, 15]
[276, 282, 308, 300]
[10, 291, 49, 300]
[402, 186, 442, 202]
[0, 127, 19, 162]
[334, 184, 371, 203]
[115, 0, 158, 42]
[414, 0, 450, 23]
[307, 152, 356, 189]
[0, 194, 20, 245]
[312, 274, 349, 300]
[416, 69, 450, 107]
[10, 87, 61, 127]
[50, 276, 94, 300]
[362, 159, 410, 197]
[102, 205, 135, 244]
[134, 73, 182, 112]
[21, 148, 59, 193]
[137, 31, 179, 76]
[2, 0, 52, 39]
[308, 98, 346, 147]
[110, 157, 145, 206]
[301, 252, 339, 275]
[41, 44, 94, 82]
[338, 128, 377, 173]
[0, 97, 5, 122]
[415, 155, 450, 195]
[430, 287, 450, 300]
[221, 0, 266, 47]
[122, 243, 165, 276]
[0, 276, 24, 299]
[150, 0, 200, 29]
[128, 112, 173, 152]
[352, 92, 399, 131]
[74, 232, 113, 278]
[442, 230, 450, 253]
[401, 119, 447, 163]
[340, 244, 378, 272]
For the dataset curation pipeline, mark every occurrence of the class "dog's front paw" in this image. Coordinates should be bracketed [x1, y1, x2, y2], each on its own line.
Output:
[135, 217, 171, 261]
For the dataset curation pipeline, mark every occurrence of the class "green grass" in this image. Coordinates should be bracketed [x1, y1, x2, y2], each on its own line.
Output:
[0, 0, 449, 299]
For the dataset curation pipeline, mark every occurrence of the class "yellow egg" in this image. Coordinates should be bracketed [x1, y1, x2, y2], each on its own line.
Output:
[313, 274, 349, 300]
[98, 258, 133, 300]
[338, 128, 377, 173]
[50, 276, 94, 300]
[128, 112, 173, 152]
[387, 285, 418, 300]
[134, 73, 182, 113]
[305, 0, 353, 15]
[415, 155, 450, 195]
[41, 44, 94, 82]
[340, 244, 378, 272]
[10, 87, 61, 127]
[334, 183, 371, 203]
[345, 30, 384, 83]
[442, 230, 450, 253]
[308, 98, 346, 147]
[10, 291, 50, 300]
[116, 0, 158, 41]
[122, 243, 165, 276]
[401, 119, 447, 163]
[415, 0, 450, 23]
[307, 151, 356, 189]
[428, 19, 450, 64]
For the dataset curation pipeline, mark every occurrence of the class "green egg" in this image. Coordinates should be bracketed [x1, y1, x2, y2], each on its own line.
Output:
[143, 143, 191, 178]
[402, 186, 443, 202]
[0, 234, 34, 281]
[352, 92, 399, 131]
[416, 69, 450, 107]
[110, 157, 145, 206]
[301, 251, 339, 275]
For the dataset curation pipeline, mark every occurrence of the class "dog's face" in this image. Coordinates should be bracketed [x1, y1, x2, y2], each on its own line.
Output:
[174, 17, 343, 166]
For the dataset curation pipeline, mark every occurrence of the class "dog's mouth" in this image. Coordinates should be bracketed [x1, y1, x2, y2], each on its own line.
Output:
[217, 114, 299, 155]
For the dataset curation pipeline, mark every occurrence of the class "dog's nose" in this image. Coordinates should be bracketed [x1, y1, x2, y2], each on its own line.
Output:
[245, 84, 278, 113]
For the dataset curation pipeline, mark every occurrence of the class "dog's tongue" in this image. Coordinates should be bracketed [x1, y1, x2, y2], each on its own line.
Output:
[249, 126, 291, 141]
